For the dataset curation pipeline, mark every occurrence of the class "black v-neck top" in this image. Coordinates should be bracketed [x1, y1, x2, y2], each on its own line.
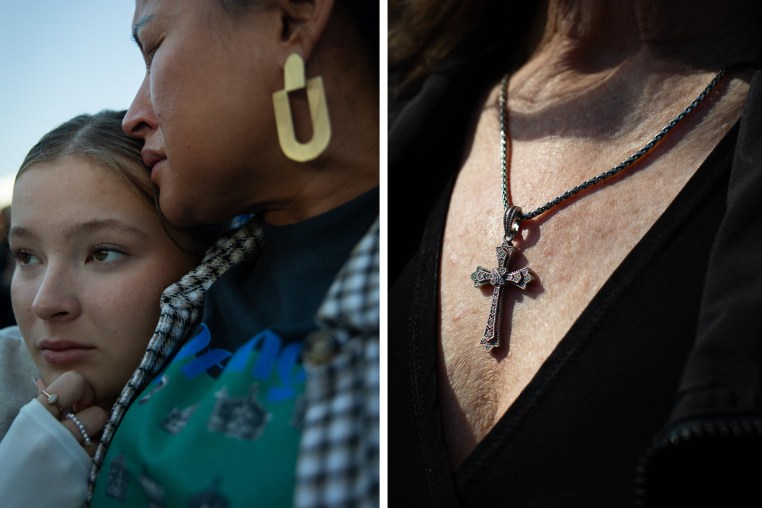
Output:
[389, 124, 739, 507]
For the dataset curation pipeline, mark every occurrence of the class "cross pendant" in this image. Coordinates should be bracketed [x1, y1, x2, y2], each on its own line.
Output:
[470, 239, 534, 351]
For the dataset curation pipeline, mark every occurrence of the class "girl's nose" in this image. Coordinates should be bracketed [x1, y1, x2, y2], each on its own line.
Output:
[30, 266, 82, 321]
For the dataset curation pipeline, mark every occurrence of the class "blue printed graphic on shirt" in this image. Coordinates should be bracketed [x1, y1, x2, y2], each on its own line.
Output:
[93, 323, 306, 507]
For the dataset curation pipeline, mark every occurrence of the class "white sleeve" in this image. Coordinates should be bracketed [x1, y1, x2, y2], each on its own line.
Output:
[0, 400, 91, 507]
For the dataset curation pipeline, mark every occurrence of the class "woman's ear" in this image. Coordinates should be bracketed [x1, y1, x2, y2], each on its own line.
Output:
[274, 0, 335, 59]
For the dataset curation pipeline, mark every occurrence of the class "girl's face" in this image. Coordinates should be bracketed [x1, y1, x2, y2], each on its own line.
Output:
[124, 0, 294, 227]
[9, 155, 197, 407]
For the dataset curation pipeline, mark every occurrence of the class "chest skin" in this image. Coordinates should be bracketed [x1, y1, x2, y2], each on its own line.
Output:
[437, 77, 747, 469]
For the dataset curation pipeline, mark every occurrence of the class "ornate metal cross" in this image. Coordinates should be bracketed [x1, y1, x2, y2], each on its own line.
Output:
[470, 239, 534, 351]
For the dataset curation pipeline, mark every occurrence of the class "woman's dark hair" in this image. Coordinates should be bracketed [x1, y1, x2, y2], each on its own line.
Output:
[389, 1, 538, 99]
[389, 0, 489, 92]
[220, 0, 378, 61]
[339, 0, 378, 58]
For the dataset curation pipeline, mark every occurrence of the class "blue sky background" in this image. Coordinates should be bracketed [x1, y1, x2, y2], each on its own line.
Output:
[0, 2, 145, 206]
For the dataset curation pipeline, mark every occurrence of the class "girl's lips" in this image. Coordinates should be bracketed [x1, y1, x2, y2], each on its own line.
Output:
[40, 347, 94, 365]
[38, 339, 95, 365]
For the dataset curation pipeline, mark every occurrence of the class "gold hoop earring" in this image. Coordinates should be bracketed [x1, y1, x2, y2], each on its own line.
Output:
[272, 53, 332, 162]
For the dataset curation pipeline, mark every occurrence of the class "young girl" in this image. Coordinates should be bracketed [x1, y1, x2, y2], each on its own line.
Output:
[0, 110, 213, 506]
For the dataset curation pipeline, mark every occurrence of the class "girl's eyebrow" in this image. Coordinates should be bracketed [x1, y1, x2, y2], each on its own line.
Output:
[131, 15, 154, 50]
[10, 219, 149, 241]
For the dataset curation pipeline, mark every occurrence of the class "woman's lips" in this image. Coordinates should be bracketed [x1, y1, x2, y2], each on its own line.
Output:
[150, 159, 166, 181]
[140, 149, 165, 169]
[141, 149, 167, 181]
[38, 340, 95, 365]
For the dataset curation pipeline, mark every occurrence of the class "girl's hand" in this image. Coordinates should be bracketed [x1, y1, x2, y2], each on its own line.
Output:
[35, 372, 108, 457]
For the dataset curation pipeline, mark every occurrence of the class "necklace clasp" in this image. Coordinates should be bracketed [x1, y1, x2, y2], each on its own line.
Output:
[504, 206, 522, 242]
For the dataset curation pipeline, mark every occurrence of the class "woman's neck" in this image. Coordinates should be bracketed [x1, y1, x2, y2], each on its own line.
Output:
[504, 0, 759, 142]
[527, 0, 760, 65]
[511, 0, 759, 107]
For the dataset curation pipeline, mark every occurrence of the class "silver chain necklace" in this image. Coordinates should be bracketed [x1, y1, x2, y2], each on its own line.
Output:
[470, 68, 727, 351]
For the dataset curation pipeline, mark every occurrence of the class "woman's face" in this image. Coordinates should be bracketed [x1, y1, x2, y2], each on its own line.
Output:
[9, 155, 197, 407]
[124, 0, 290, 227]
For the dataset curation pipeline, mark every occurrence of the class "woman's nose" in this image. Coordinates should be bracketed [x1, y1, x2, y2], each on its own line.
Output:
[30, 266, 82, 321]
[123, 75, 157, 140]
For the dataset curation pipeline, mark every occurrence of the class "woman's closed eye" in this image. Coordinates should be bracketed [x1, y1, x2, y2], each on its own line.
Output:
[141, 38, 162, 71]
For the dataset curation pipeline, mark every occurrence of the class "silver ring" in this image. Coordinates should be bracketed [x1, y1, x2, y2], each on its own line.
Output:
[64, 412, 92, 446]
[41, 389, 64, 415]
[41, 389, 59, 405]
